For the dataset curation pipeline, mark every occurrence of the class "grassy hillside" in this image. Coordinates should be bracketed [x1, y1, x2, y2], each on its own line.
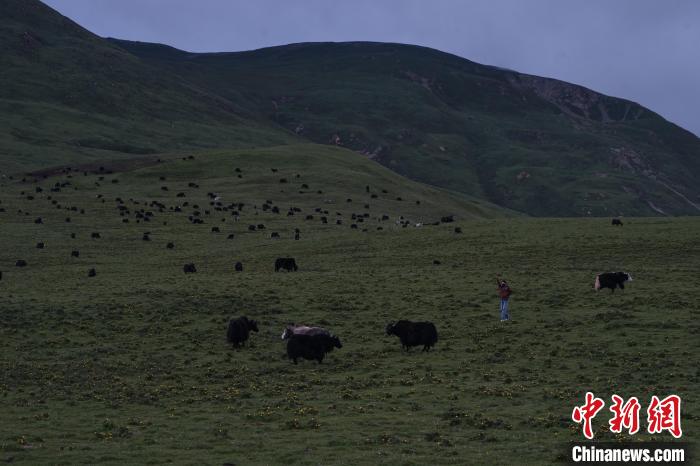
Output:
[0, 145, 697, 464]
[1, 0, 699, 218]
[111, 40, 700, 217]
[0, 0, 295, 173]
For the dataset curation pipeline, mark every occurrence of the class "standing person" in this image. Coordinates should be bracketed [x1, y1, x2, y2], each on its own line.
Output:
[496, 277, 513, 322]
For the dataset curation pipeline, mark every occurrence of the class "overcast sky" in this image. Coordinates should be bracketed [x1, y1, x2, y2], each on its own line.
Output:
[43, 0, 700, 136]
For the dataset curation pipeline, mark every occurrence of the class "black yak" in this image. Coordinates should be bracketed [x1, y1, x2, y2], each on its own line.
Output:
[286, 333, 342, 364]
[183, 263, 197, 273]
[234, 262, 243, 272]
[612, 218, 623, 226]
[275, 257, 298, 272]
[386, 320, 438, 351]
[226, 316, 258, 348]
[594, 272, 632, 292]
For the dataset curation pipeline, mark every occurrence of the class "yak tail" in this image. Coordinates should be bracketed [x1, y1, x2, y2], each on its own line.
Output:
[594, 275, 601, 291]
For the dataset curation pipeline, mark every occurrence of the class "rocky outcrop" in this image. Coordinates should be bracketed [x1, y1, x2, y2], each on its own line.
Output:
[508, 74, 645, 123]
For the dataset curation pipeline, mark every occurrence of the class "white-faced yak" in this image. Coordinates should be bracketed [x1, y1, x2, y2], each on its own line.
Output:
[594, 272, 633, 292]
[275, 257, 298, 272]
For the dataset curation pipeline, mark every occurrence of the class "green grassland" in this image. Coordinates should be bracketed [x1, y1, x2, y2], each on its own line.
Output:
[1, 144, 698, 465]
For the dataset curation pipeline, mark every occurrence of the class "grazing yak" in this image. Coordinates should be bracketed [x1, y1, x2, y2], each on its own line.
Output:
[71, 250, 80, 258]
[386, 320, 438, 351]
[226, 316, 259, 348]
[183, 263, 197, 273]
[234, 261, 243, 272]
[286, 333, 342, 364]
[275, 257, 298, 272]
[612, 218, 623, 226]
[281, 325, 330, 340]
[594, 272, 632, 292]
[15, 260, 27, 267]
[88, 268, 97, 277]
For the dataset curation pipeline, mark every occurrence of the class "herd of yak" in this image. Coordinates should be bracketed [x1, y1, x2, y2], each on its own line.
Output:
[226, 316, 439, 364]
[2, 160, 454, 278]
[225, 268, 631, 365]
[3, 164, 634, 365]
[225, 269, 630, 365]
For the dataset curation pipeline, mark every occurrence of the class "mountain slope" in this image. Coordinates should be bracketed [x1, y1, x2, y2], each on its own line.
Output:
[111, 39, 700, 216]
[1, 0, 698, 216]
[0, 0, 294, 172]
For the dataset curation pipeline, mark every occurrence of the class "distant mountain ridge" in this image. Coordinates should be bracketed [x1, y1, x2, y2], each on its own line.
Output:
[98, 38, 700, 216]
[1, 0, 698, 216]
